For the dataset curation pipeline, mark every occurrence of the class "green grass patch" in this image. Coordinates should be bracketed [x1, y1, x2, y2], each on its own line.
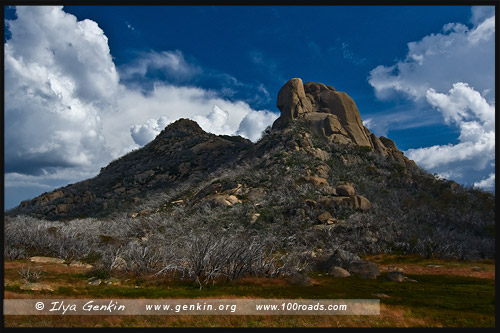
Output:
[368, 254, 494, 268]
[5, 258, 495, 327]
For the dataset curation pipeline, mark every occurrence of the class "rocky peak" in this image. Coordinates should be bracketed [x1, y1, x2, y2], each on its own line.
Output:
[155, 118, 206, 139]
[272, 78, 408, 160]
[273, 78, 371, 146]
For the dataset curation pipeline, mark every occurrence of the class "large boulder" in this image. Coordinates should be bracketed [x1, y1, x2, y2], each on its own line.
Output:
[354, 195, 372, 211]
[304, 83, 372, 147]
[274, 78, 312, 128]
[328, 266, 350, 277]
[317, 211, 336, 224]
[320, 196, 354, 209]
[336, 184, 356, 196]
[347, 261, 379, 279]
[315, 164, 331, 178]
[329, 249, 361, 267]
[370, 133, 387, 155]
[386, 271, 405, 282]
[47, 190, 64, 201]
[303, 112, 351, 144]
[304, 175, 329, 188]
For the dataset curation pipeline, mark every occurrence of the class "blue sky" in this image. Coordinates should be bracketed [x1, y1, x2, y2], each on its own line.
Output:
[4, 5, 495, 210]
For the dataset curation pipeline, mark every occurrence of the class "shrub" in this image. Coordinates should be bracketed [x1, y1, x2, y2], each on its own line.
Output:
[18, 266, 43, 282]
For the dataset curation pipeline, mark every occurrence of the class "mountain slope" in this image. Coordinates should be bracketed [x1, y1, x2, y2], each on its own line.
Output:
[7, 78, 495, 260]
[9, 118, 252, 219]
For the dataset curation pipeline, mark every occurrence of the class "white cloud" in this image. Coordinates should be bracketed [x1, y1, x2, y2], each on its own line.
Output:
[5, 6, 278, 209]
[130, 116, 172, 146]
[120, 49, 201, 84]
[124, 89, 277, 147]
[474, 173, 495, 191]
[237, 110, 279, 142]
[360, 102, 443, 137]
[368, 11, 494, 102]
[467, 15, 495, 44]
[5, 6, 118, 176]
[425, 82, 494, 130]
[405, 83, 494, 186]
[406, 133, 494, 171]
[193, 105, 231, 135]
[362, 118, 373, 129]
[368, 8, 495, 189]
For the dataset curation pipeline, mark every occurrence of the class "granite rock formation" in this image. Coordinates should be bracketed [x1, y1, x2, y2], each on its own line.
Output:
[273, 78, 414, 167]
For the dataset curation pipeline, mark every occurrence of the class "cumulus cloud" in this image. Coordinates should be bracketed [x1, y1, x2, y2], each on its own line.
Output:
[474, 173, 495, 191]
[5, 6, 118, 176]
[406, 83, 495, 184]
[193, 105, 232, 135]
[130, 116, 172, 146]
[368, 7, 495, 190]
[425, 82, 494, 129]
[4, 6, 278, 209]
[368, 11, 494, 101]
[237, 110, 279, 142]
[124, 90, 277, 147]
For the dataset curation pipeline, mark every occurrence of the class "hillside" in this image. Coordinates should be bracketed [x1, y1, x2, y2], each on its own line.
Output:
[5, 78, 495, 276]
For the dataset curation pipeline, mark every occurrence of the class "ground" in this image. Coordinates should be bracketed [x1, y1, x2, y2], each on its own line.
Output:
[3, 254, 495, 327]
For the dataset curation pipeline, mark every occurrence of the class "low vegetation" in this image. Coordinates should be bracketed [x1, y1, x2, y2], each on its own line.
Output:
[17, 265, 43, 283]
[4, 254, 495, 327]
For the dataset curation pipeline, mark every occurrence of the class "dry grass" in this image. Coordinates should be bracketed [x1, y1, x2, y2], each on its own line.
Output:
[229, 276, 291, 287]
[2, 304, 438, 328]
[4, 255, 495, 328]
[378, 264, 495, 279]
[5, 260, 91, 278]
[365, 254, 495, 279]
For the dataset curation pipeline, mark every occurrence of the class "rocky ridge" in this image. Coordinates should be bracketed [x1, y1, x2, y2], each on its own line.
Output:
[12, 119, 252, 219]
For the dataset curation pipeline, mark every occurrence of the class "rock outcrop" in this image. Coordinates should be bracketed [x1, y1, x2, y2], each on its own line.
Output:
[315, 182, 372, 214]
[272, 78, 415, 166]
[273, 78, 370, 146]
